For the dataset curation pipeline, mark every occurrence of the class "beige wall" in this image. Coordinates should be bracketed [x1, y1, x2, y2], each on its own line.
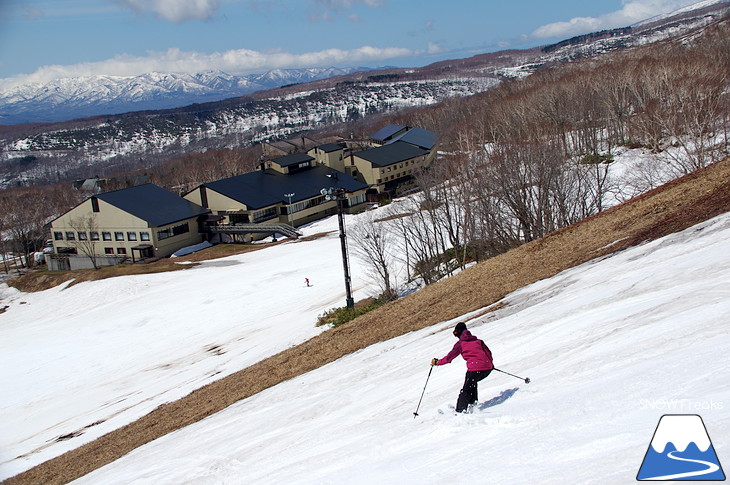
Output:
[350, 152, 431, 190]
[308, 147, 346, 172]
[51, 197, 203, 259]
[186, 187, 283, 225]
[185, 188, 249, 213]
[263, 160, 288, 174]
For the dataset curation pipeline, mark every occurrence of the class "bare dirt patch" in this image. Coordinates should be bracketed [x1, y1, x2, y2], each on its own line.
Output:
[5, 157, 730, 485]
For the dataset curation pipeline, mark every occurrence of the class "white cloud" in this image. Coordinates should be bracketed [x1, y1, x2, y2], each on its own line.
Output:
[0, 45, 415, 88]
[531, 0, 700, 39]
[313, 0, 385, 9]
[21, 5, 45, 21]
[117, 0, 221, 23]
[309, 0, 385, 22]
[426, 42, 445, 55]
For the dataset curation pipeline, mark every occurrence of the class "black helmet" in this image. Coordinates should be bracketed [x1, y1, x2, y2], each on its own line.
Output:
[453, 322, 467, 337]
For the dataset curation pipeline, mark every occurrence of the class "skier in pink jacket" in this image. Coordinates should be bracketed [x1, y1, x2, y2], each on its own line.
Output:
[431, 322, 493, 413]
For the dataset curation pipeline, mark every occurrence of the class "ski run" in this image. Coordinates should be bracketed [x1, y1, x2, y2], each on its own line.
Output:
[1, 177, 729, 483]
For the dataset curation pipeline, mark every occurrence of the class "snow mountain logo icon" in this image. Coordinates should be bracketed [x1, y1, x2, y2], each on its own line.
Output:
[637, 414, 726, 481]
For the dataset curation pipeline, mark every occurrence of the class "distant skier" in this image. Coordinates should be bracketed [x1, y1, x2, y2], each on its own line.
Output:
[305, 277, 311, 287]
[431, 322, 493, 413]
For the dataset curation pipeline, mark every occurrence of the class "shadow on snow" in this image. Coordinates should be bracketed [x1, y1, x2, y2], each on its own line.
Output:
[478, 387, 519, 410]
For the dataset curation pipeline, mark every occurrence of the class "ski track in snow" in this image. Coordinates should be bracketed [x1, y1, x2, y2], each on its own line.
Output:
[1, 209, 729, 484]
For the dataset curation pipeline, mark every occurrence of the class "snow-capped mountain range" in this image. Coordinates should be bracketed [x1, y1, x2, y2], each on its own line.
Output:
[0, 67, 371, 125]
[0, 0, 727, 189]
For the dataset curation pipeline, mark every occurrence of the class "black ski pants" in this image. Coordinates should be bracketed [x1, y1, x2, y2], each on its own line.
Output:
[456, 369, 492, 412]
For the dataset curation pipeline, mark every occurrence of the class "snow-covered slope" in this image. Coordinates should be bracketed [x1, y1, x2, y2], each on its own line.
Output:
[0, 213, 373, 479]
[1, 202, 728, 483]
[73, 212, 730, 485]
[633, 0, 729, 27]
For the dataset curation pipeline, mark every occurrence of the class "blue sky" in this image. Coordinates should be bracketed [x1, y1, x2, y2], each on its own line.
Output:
[0, 0, 707, 87]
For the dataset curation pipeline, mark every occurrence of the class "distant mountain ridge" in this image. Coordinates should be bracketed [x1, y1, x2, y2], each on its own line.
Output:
[0, 67, 372, 125]
[0, 0, 727, 189]
[2, 0, 728, 127]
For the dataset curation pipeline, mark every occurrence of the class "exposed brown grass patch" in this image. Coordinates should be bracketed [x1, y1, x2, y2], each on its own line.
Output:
[8, 242, 276, 293]
[298, 231, 333, 242]
[374, 211, 413, 222]
[5, 157, 730, 485]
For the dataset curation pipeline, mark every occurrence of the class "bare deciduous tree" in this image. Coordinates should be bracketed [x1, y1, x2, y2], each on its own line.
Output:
[350, 211, 398, 301]
[69, 214, 101, 269]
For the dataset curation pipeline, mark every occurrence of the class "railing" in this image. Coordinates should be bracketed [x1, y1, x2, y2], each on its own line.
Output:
[203, 223, 300, 239]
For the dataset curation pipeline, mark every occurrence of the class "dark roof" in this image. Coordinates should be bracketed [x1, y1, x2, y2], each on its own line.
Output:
[316, 143, 344, 153]
[201, 165, 368, 210]
[387, 127, 437, 150]
[96, 184, 209, 227]
[271, 153, 314, 167]
[370, 124, 407, 142]
[353, 141, 429, 168]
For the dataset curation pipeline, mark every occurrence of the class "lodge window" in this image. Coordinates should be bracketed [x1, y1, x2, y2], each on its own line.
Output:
[104, 247, 114, 254]
[200, 186, 208, 209]
[65, 232, 75, 241]
[252, 208, 277, 223]
[140, 232, 150, 241]
[78, 232, 87, 241]
[102, 232, 112, 241]
[127, 232, 137, 241]
[54, 232, 63, 241]
[288, 196, 325, 216]
[90, 231, 99, 241]
[157, 222, 190, 240]
[91, 197, 100, 213]
[115, 232, 124, 241]
[348, 193, 366, 207]
[117, 248, 127, 255]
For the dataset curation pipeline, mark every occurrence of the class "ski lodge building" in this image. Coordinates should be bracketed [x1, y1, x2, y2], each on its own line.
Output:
[183, 154, 369, 241]
[46, 124, 438, 268]
[48, 184, 210, 270]
[183, 124, 437, 239]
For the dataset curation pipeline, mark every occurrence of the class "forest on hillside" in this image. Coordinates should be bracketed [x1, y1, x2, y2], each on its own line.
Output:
[356, 22, 730, 286]
[1, 20, 728, 274]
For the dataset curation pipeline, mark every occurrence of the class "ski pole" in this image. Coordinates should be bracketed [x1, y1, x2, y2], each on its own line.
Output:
[494, 368, 530, 384]
[413, 365, 434, 418]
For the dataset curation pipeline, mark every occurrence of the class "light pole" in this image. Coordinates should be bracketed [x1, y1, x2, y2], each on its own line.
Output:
[321, 186, 354, 308]
[284, 192, 295, 226]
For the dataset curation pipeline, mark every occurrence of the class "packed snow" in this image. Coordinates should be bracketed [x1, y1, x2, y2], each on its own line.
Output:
[0, 195, 728, 482]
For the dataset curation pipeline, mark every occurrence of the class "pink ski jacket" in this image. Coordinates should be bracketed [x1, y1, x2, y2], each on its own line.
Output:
[436, 330, 494, 371]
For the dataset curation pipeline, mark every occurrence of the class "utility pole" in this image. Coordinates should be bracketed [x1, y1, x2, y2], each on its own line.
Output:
[321, 186, 354, 308]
